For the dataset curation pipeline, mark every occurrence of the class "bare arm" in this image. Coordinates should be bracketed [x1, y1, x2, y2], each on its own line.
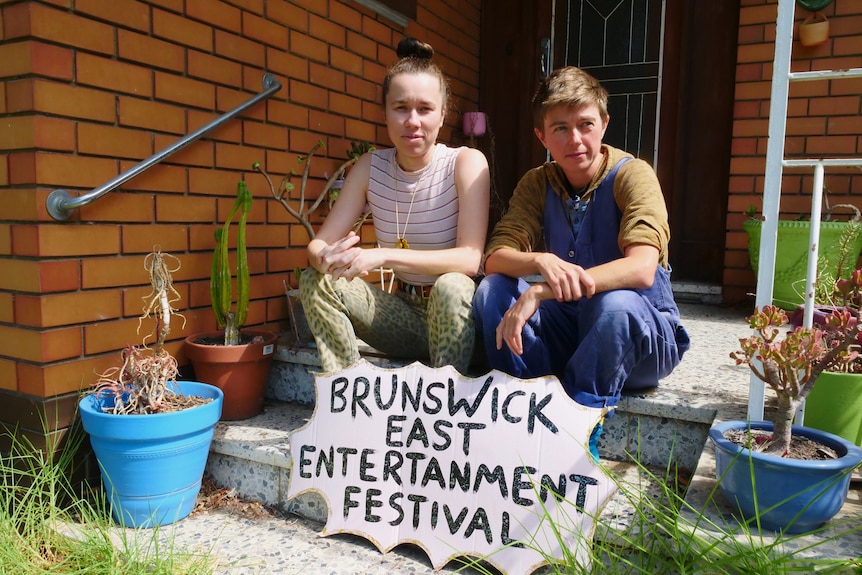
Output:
[312, 147, 490, 280]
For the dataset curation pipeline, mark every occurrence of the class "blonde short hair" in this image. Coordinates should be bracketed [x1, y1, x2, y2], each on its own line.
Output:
[531, 67, 608, 130]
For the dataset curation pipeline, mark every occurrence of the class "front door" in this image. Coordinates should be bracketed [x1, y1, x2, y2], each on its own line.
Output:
[479, 0, 739, 285]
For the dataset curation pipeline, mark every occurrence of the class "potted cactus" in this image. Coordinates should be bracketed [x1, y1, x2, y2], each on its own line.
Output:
[78, 249, 224, 527]
[712, 273, 862, 533]
[184, 180, 278, 420]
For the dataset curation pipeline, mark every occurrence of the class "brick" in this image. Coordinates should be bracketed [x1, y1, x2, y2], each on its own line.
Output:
[309, 62, 346, 92]
[330, 91, 362, 118]
[267, 99, 309, 128]
[155, 134, 214, 167]
[0, 325, 82, 363]
[0, 293, 11, 323]
[242, 11, 287, 49]
[346, 75, 379, 103]
[215, 141, 265, 171]
[188, 109, 243, 143]
[75, 0, 150, 32]
[0, 258, 79, 292]
[346, 31, 376, 60]
[0, 40, 74, 81]
[18, 355, 119, 397]
[309, 109, 345, 136]
[330, 46, 364, 77]
[118, 29, 185, 73]
[189, 167, 243, 197]
[154, 71, 215, 110]
[243, 120, 288, 149]
[289, 30, 328, 63]
[153, 8, 213, 52]
[361, 16, 392, 47]
[82, 255, 150, 289]
[28, 153, 119, 189]
[0, 82, 5, 114]
[344, 118, 375, 142]
[119, 96, 186, 135]
[121, 161, 187, 193]
[213, 87, 266, 122]
[806, 135, 857, 155]
[122, 224, 189, 254]
[77, 123, 153, 160]
[148, 0, 184, 12]
[330, 2, 363, 33]
[309, 12, 344, 47]
[828, 115, 862, 135]
[266, 0, 309, 32]
[9, 80, 116, 122]
[188, 50, 243, 87]
[79, 192, 156, 223]
[246, 221, 288, 248]
[15, 290, 122, 328]
[156, 195, 217, 222]
[25, 3, 114, 55]
[0, 116, 75, 152]
[214, 29, 266, 66]
[76, 53, 153, 98]
[0, 155, 7, 186]
[809, 96, 861, 116]
[84, 318, 150, 354]
[0, 224, 8, 254]
[289, 80, 328, 110]
[834, 33, 862, 57]
[265, 47, 308, 82]
[12, 223, 120, 257]
[186, 0, 241, 33]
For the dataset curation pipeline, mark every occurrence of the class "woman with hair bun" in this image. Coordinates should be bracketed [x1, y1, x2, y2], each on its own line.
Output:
[300, 37, 490, 375]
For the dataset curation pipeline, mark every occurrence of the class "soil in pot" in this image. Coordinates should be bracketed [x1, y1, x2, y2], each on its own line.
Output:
[722, 428, 838, 460]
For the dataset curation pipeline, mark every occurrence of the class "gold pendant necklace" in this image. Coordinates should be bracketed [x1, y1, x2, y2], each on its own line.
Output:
[393, 158, 421, 250]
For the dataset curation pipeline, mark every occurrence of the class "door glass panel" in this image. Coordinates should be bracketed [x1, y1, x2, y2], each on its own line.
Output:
[563, 0, 663, 161]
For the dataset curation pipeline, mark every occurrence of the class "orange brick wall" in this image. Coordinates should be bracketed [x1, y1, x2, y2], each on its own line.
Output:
[724, 0, 862, 305]
[0, 0, 482, 400]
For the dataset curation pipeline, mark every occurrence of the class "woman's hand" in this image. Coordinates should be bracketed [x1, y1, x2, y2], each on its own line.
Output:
[315, 231, 363, 279]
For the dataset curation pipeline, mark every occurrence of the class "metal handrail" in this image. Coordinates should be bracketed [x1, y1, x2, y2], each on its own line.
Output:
[46, 74, 282, 220]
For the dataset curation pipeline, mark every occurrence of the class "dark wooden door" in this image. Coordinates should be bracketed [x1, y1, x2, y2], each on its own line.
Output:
[479, 0, 738, 284]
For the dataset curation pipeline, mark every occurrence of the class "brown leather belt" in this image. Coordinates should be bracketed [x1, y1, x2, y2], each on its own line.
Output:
[397, 279, 433, 298]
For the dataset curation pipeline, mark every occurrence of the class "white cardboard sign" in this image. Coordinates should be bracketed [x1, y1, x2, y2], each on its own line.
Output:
[287, 360, 616, 574]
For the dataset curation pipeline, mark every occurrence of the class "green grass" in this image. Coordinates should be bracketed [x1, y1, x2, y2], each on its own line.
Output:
[455, 453, 862, 575]
[0, 419, 214, 575]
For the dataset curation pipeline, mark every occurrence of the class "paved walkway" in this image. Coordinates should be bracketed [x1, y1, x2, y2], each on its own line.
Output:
[134, 302, 862, 573]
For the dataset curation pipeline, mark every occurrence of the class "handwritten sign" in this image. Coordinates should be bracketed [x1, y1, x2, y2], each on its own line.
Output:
[287, 360, 616, 575]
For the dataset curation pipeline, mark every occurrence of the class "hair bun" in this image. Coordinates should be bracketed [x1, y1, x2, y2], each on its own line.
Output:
[396, 37, 434, 60]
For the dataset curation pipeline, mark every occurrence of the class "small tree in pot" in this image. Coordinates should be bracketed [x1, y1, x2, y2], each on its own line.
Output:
[712, 271, 862, 532]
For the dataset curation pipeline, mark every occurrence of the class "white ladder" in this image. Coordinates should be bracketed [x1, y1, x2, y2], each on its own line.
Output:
[748, 0, 862, 421]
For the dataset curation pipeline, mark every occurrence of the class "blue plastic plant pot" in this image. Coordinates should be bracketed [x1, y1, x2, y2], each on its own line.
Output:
[709, 420, 862, 534]
[79, 381, 224, 528]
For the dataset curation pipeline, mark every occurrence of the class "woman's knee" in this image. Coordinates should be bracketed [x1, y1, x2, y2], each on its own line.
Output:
[432, 272, 476, 307]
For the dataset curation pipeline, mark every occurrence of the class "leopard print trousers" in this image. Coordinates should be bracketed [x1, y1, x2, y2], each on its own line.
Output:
[299, 268, 477, 374]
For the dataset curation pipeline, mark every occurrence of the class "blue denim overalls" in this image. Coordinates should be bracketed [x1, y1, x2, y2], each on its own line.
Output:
[474, 160, 691, 408]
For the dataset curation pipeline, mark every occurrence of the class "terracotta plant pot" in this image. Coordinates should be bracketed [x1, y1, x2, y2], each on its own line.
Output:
[799, 12, 829, 47]
[184, 329, 278, 420]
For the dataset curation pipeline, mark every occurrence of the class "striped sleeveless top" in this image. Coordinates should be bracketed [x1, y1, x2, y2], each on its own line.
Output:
[368, 144, 462, 285]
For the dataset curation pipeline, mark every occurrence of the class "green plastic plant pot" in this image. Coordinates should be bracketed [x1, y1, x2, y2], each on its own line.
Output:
[743, 219, 862, 310]
[805, 371, 862, 447]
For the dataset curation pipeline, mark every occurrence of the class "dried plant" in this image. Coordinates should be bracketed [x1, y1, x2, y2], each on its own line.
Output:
[90, 248, 208, 415]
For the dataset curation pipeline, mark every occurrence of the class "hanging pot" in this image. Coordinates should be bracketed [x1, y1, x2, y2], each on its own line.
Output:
[799, 12, 829, 47]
